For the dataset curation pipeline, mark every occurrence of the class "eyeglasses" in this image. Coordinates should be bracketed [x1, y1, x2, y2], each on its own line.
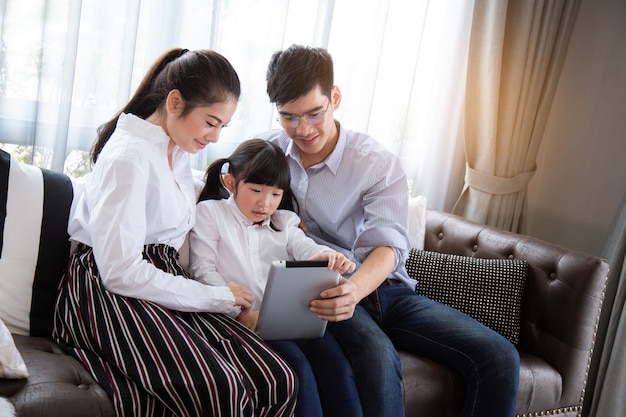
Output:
[276, 101, 330, 129]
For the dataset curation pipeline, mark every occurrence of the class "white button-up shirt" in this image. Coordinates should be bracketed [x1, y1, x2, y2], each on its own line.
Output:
[68, 113, 235, 312]
[189, 197, 331, 312]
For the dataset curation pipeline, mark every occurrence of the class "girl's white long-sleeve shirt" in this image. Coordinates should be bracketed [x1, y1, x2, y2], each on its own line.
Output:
[189, 197, 332, 313]
[67, 113, 236, 312]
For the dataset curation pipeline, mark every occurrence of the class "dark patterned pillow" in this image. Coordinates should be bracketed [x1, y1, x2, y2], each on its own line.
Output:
[406, 249, 528, 344]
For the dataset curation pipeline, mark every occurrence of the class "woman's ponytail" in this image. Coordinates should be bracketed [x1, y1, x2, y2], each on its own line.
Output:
[91, 48, 186, 163]
[90, 47, 240, 164]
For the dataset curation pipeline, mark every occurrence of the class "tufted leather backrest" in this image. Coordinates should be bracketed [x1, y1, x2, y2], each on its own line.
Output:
[423, 209, 608, 409]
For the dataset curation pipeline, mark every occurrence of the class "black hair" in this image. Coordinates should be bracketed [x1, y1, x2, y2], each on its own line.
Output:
[198, 139, 296, 214]
[91, 48, 241, 163]
[266, 44, 334, 106]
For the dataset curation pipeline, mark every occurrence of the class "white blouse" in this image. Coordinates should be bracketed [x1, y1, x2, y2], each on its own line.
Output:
[68, 113, 235, 312]
[189, 197, 331, 313]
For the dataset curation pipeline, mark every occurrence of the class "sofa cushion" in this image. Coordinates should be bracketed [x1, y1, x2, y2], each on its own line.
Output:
[406, 249, 528, 344]
[2, 335, 115, 417]
[0, 150, 73, 337]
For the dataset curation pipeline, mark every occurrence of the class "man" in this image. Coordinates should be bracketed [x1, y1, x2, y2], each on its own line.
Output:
[257, 44, 519, 417]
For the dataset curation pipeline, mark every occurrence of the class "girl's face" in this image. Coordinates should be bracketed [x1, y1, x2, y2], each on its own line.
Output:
[166, 92, 237, 154]
[230, 179, 284, 224]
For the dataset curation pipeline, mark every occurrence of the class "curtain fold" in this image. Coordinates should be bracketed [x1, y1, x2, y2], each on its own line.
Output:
[584, 194, 626, 416]
[452, 0, 581, 232]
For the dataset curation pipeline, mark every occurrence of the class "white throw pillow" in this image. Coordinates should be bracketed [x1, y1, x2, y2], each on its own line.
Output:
[0, 318, 28, 379]
[408, 195, 427, 250]
[0, 150, 73, 336]
[0, 397, 16, 417]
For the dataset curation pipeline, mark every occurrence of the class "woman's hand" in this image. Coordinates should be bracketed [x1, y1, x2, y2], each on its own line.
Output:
[226, 282, 253, 316]
[309, 251, 356, 274]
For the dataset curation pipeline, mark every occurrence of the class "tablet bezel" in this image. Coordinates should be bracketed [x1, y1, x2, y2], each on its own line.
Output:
[255, 260, 340, 340]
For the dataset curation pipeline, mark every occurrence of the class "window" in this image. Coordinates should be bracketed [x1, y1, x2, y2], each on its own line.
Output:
[0, 0, 473, 209]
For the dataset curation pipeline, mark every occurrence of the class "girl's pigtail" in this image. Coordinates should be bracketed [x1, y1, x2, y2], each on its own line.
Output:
[198, 158, 230, 202]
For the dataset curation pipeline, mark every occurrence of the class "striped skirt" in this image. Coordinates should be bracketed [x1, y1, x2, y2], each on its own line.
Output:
[53, 244, 297, 417]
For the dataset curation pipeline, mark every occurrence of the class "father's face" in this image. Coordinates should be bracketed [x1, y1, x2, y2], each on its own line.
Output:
[276, 85, 340, 168]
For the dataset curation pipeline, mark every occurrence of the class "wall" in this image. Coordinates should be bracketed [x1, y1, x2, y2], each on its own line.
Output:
[526, 0, 626, 257]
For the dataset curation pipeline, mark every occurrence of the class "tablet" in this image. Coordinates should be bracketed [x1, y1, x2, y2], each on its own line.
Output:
[255, 260, 340, 341]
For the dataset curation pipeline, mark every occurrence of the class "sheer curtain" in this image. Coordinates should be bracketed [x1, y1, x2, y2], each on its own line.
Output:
[0, 0, 473, 210]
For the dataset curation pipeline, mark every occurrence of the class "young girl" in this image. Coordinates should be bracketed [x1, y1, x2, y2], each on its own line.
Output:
[53, 49, 297, 417]
[189, 138, 363, 417]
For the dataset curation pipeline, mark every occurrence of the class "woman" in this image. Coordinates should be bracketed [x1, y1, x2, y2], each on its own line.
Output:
[53, 48, 297, 417]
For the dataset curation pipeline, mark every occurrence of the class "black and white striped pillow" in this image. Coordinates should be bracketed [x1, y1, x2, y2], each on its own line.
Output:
[0, 149, 73, 337]
[406, 249, 528, 345]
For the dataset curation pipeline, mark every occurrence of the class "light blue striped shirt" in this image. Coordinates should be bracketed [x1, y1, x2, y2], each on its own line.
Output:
[257, 122, 415, 288]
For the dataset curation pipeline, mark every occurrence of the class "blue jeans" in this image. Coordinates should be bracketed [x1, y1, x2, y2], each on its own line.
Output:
[268, 331, 362, 417]
[328, 285, 520, 417]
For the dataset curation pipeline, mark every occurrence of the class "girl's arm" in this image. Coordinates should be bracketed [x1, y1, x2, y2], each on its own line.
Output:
[278, 210, 356, 273]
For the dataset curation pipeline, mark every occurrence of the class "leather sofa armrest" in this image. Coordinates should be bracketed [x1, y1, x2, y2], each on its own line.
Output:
[422, 209, 608, 409]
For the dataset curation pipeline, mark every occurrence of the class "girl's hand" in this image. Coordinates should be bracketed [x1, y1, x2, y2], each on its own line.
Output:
[310, 251, 356, 274]
[237, 310, 259, 331]
[226, 282, 253, 315]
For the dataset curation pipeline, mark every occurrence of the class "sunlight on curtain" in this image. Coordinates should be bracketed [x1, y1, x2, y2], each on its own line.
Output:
[0, 0, 473, 211]
[328, 0, 474, 208]
[452, 0, 581, 231]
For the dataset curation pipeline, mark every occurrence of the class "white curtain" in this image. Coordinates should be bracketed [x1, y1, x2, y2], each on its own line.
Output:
[0, 0, 473, 211]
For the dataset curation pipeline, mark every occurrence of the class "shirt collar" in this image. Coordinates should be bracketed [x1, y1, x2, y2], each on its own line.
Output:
[120, 112, 186, 163]
[284, 120, 346, 175]
[226, 195, 272, 228]
[119, 113, 170, 145]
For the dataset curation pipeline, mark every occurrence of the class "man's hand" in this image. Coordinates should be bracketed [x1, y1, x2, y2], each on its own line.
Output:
[309, 277, 359, 321]
[309, 246, 397, 321]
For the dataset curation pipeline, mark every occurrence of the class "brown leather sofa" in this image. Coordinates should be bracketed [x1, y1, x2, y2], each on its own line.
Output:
[0, 206, 608, 417]
[401, 210, 608, 417]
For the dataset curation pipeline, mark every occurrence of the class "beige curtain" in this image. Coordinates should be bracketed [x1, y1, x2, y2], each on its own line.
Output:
[452, 0, 581, 232]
